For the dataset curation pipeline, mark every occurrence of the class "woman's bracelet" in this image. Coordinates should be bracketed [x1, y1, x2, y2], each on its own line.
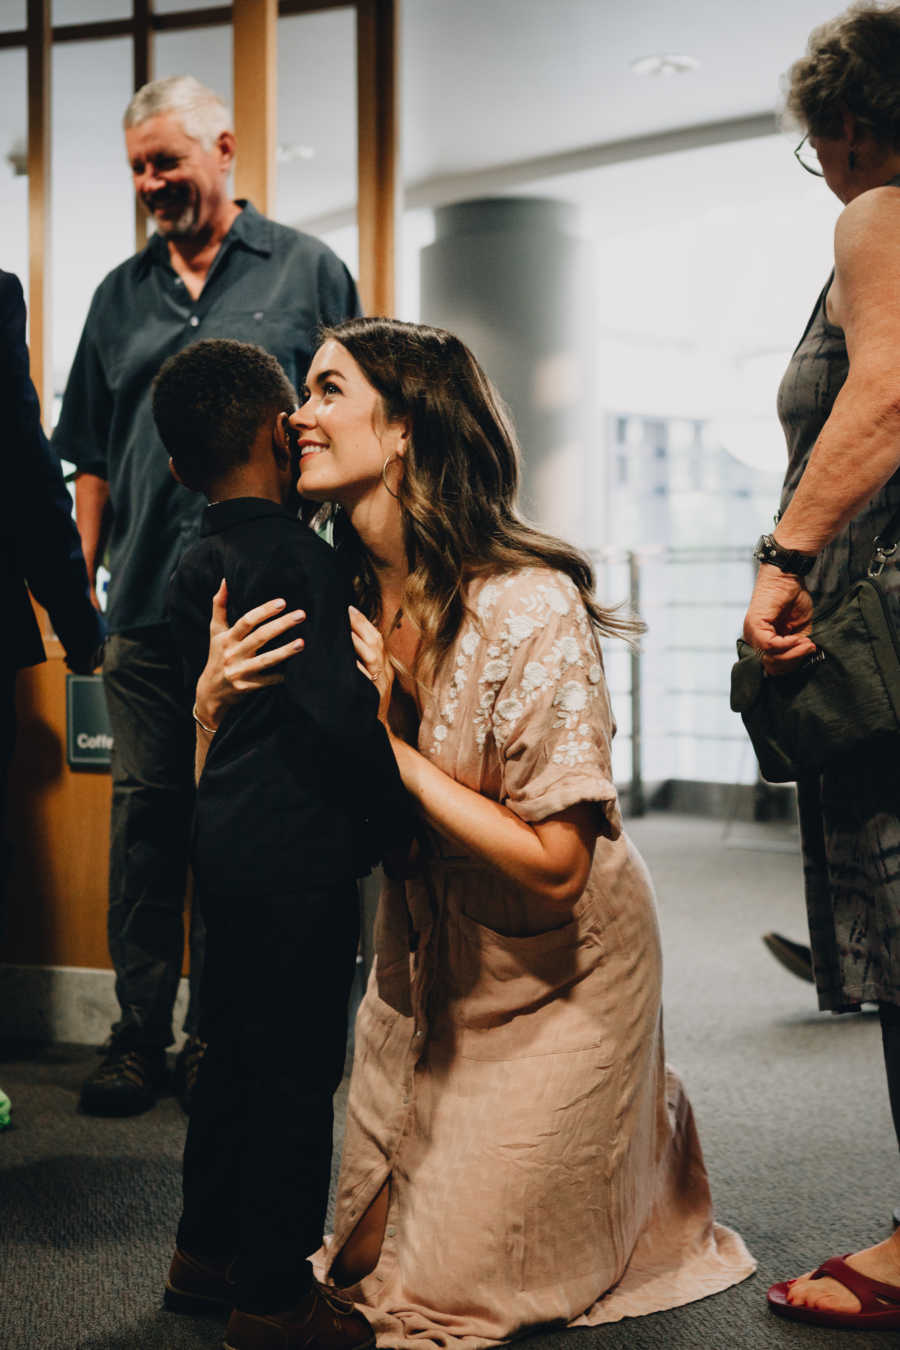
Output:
[192, 703, 218, 737]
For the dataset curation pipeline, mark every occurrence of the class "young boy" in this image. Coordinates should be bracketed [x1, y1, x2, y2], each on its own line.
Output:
[153, 339, 412, 1350]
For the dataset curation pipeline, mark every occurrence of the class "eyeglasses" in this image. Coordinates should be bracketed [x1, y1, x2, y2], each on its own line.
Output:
[794, 133, 824, 177]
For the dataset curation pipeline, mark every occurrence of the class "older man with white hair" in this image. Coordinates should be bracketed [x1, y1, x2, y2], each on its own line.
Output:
[53, 75, 361, 1118]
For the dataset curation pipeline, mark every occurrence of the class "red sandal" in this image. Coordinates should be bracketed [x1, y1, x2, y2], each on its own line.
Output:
[768, 1254, 900, 1330]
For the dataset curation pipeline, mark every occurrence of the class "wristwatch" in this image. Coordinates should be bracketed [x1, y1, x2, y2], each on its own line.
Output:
[752, 533, 817, 576]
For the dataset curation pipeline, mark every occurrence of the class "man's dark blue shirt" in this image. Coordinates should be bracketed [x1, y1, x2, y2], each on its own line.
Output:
[53, 202, 361, 633]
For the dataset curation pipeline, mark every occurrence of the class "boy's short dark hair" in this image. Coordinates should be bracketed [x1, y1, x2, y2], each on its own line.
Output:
[152, 339, 297, 493]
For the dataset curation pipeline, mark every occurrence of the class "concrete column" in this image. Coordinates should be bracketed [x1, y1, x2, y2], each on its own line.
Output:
[419, 196, 596, 546]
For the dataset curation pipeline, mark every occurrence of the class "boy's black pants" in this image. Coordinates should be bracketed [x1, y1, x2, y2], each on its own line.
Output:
[177, 878, 360, 1313]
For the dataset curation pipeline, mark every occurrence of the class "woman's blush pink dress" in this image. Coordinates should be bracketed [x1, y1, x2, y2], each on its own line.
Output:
[322, 568, 755, 1348]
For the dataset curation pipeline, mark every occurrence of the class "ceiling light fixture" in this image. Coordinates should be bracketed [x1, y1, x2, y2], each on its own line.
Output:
[631, 53, 700, 77]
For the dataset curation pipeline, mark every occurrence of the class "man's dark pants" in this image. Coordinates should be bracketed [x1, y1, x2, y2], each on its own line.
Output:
[102, 626, 202, 1048]
[177, 878, 360, 1312]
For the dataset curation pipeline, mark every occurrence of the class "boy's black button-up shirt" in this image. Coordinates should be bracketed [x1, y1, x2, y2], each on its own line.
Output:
[168, 498, 412, 896]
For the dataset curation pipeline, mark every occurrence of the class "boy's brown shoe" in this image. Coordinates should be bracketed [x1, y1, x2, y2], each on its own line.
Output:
[164, 1247, 236, 1314]
[223, 1282, 375, 1350]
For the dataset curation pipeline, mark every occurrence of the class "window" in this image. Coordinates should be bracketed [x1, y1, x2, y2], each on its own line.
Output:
[51, 37, 133, 396]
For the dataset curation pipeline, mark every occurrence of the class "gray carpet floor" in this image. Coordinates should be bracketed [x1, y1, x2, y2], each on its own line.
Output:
[2, 811, 898, 1350]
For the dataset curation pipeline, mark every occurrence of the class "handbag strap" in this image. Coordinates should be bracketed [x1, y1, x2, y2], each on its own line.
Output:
[869, 502, 900, 577]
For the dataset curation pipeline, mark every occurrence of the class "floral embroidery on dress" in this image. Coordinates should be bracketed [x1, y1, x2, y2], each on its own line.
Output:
[521, 661, 549, 694]
[506, 614, 537, 647]
[471, 572, 604, 757]
[495, 696, 525, 727]
[475, 582, 500, 621]
[425, 570, 608, 760]
[554, 680, 588, 725]
[545, 584, 571, 616]
[433, 621, 484, 741]
[482, 657, 512, 683]
[555, 635, 582, 667]
[552, 729, 595, 767]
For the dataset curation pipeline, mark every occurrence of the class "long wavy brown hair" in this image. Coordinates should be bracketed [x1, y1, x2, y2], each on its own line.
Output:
[315, 317, 642, 688]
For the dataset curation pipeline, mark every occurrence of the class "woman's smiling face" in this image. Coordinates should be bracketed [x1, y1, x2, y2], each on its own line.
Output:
[288, 339, 404, 508]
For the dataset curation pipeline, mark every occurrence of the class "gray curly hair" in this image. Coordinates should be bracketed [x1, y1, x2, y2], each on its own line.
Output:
[785, 3, 900, 144]
[123, 75, 232, 149]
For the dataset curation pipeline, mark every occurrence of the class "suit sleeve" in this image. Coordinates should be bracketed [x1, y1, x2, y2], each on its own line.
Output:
[1, 272, 105, 669]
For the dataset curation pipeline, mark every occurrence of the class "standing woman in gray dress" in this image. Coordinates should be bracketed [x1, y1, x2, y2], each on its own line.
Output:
[743, 4, 900, 1332]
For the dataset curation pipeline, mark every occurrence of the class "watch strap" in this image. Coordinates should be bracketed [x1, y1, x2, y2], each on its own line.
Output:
[753, 534, 817, 576]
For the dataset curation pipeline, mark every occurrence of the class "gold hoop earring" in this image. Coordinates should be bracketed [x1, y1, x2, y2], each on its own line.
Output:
[381, 454, 401, 500]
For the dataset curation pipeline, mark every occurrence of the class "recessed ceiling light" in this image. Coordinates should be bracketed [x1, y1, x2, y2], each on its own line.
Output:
[277, 143, 316, 164]
[631, 53, 700, 77]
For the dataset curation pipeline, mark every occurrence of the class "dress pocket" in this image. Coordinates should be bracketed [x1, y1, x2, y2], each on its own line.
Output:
[443, 907, 609, 1060]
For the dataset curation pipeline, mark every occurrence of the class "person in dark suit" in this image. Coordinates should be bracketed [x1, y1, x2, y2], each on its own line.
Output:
[0, 267, 105, 918]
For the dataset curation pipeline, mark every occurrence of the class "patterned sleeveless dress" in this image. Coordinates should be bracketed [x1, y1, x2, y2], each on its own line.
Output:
[777, 262, 900, 1011]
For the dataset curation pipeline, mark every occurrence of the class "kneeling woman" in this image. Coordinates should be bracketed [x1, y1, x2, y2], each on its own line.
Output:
[194, 317, 755, 1345]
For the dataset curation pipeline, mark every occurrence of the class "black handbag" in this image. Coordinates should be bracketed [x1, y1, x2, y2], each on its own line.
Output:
[730, 509, 900, 783]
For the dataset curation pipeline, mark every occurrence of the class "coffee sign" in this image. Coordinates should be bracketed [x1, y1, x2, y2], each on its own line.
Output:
[66, 675, 113, 770]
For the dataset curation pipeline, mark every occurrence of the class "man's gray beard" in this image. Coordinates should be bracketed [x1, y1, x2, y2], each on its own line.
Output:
[149, 200, 200, 239]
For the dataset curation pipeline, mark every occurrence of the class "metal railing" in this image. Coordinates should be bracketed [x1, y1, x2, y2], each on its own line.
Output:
[589, 546, 758, 813]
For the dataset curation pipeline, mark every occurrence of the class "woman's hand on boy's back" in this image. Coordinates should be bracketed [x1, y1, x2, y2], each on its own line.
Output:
[195, 579, 306, 729]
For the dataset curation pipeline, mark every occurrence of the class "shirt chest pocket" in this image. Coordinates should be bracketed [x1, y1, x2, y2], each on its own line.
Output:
[199, 309, 317, 386]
